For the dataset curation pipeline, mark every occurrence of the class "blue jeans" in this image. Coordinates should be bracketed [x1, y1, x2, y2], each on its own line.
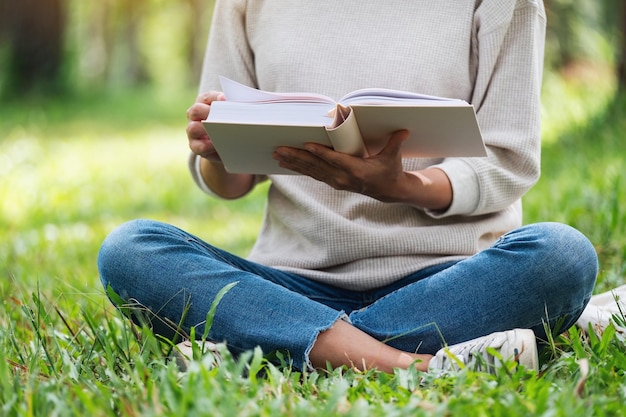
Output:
[98, 220, 598, 370]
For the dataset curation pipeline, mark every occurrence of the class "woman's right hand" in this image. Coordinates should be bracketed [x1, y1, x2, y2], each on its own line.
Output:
[186, 91, 256, 199]
[186, 91, 226, 163]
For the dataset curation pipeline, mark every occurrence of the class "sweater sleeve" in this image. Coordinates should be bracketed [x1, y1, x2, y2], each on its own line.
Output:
[198, 0, 255, 92]
[190, 0, 265, 198]
[428, 0, 546, 218]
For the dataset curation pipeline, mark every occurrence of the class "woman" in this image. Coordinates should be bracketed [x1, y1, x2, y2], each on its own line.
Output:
[98, 0, 598, 374]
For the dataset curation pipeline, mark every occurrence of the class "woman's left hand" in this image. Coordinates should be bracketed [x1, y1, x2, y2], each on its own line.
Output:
[272, 130, 409, 201]
[272, 129, 452, 210]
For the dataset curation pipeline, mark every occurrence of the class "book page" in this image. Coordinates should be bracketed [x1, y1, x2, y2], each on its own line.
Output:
[219, 76, 465, 106]
[208, 101, 334, 126]
[340, 88, 465, 106]
[219, 76, 336, 105]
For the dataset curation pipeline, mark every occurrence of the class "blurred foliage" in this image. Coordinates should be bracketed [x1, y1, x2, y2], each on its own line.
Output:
[0, 0, 624, 98]
[0, 0, 215, 97]
[0, 6, 624, 412]
[544, 0, 621, 68]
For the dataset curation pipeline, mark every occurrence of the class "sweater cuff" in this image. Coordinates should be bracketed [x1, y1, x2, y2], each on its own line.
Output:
[188, 153, 223, 198]
[188, 152, 266, 199]
[425, 159, 480, 218]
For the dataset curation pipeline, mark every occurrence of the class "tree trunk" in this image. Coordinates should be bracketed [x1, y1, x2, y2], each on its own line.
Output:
[122, 0, 150, 86]
[186, 0, 214, 85]
[4, 0, 66, 94]
[618, 1, 626, 91]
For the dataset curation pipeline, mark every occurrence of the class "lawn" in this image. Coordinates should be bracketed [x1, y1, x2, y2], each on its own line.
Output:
[1, 70, 625, 416]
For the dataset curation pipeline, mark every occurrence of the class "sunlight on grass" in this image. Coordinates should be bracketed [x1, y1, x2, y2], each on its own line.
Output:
[540, 64, 616, 143]
[527, 68, 625, 291]
[1, 77, 625, 416]
[1, 96, 265, 299]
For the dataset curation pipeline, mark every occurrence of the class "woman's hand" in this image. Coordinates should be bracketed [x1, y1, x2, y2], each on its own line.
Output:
[272, 130, 452, 210]
[186, 91, 226, 162]
[186, 91, 256, 199]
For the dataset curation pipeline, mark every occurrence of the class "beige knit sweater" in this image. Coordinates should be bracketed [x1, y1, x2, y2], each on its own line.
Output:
[190, 0, 546, 290]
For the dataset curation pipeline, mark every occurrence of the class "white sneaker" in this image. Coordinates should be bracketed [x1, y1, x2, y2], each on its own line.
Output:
[576, 285, 626, 337]
[172, 340, 223, 371]
[428, 329, 538, 374]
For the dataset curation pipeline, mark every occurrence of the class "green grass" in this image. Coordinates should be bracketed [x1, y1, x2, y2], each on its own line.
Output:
[1, 74, 625, 416]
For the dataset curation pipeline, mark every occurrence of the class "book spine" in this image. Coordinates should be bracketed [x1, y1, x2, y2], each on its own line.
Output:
[325, 105, 367, 157]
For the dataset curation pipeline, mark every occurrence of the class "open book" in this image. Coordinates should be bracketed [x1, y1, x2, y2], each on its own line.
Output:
[202, 76, 486, 175]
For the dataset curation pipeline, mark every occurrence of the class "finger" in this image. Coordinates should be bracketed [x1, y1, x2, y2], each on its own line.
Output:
[188, 134, 221, 160]
[186, 103, 211, 122]
[303, 143, 355, 168]
[187, 91, 226, 121]
[186, 120, 209, 141]
[189, 139, 209, 156]
[196, 91, 226, 104]
[273, 146, 331, 175]
[378, 130, 409, 157]
[198, 147, 221, 161]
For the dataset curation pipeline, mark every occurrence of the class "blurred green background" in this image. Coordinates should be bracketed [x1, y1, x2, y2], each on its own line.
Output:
[0, 0, 626, 416]
[0, 0, 624, 97]
[1, 3, 625, 414]
[0, 0, 625, 300]
[0, 0, 215, 96]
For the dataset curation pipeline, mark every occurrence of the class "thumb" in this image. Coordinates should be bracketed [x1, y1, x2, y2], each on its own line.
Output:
[379, 130, 409, 157]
